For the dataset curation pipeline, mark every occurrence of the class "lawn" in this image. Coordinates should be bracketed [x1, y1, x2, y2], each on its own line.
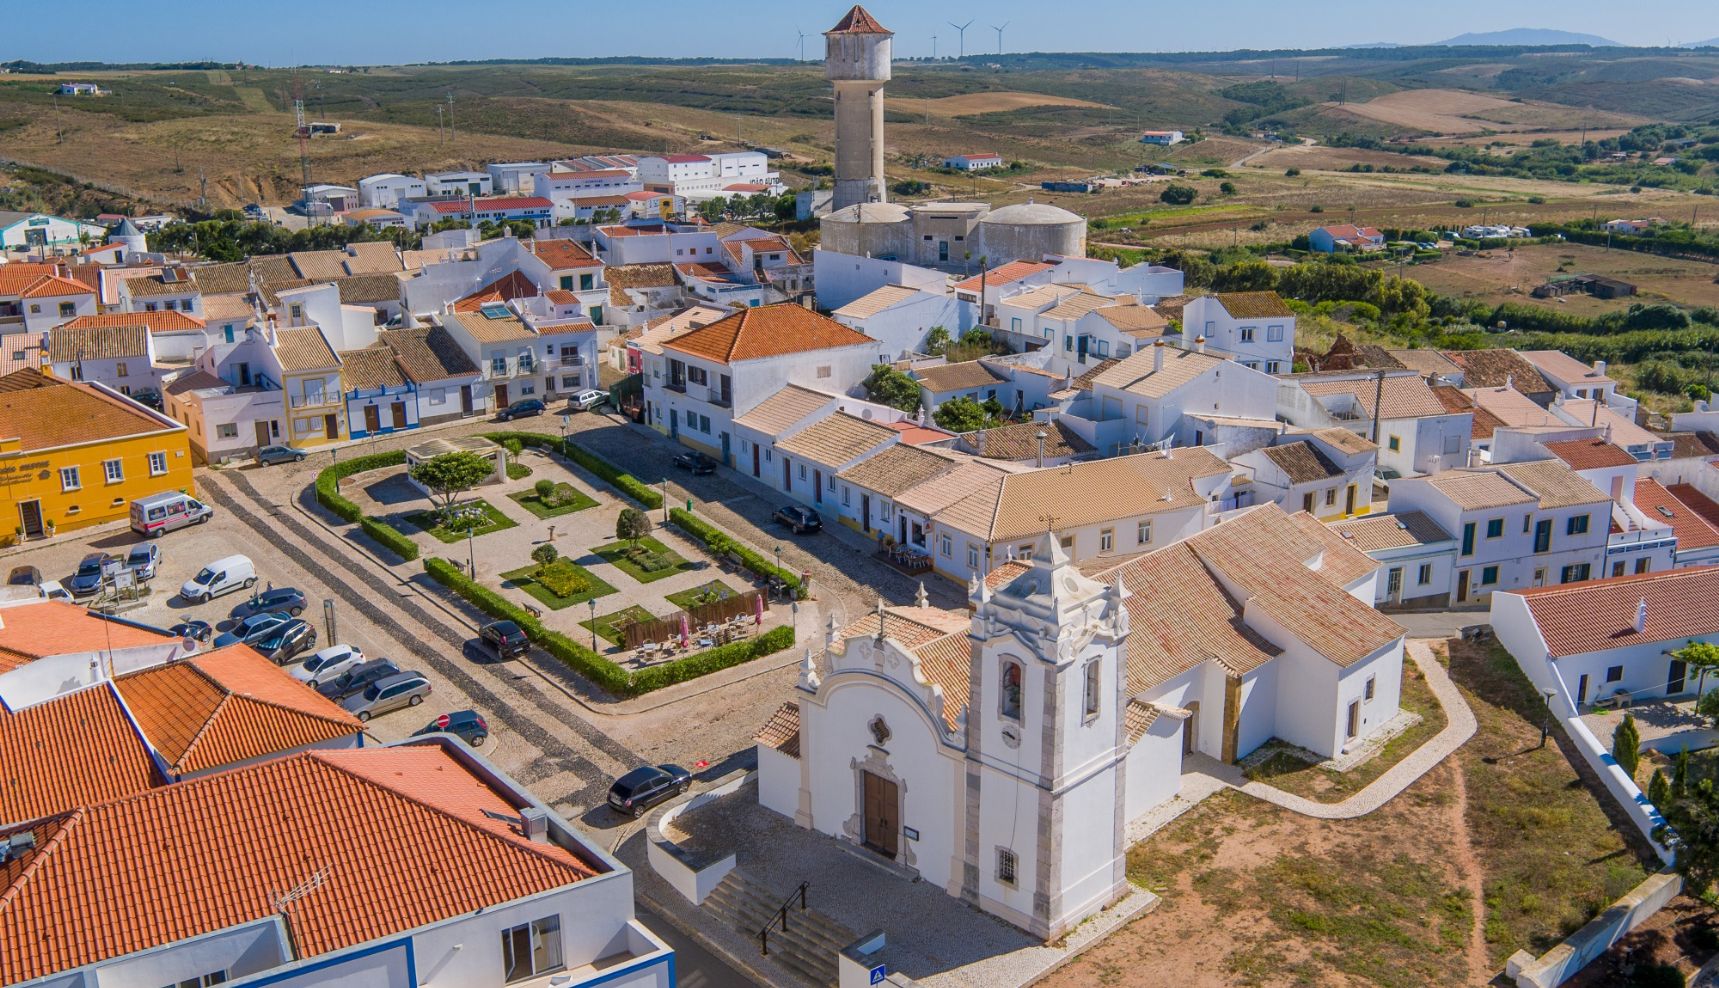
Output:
[500, 559, 617, 610]
[593, 536, 697, 584]
[508, 483, 598, 519]
[404, 500, 517, 543]
[579, 604, 657, 646]
[1243, 659, 1448, 802]
[665, 579, 743, 611]
[506, 461, 532, 481]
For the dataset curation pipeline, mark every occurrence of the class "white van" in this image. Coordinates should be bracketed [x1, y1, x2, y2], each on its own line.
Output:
[131, 491, 213, 537]
[179, 555, 256, 603]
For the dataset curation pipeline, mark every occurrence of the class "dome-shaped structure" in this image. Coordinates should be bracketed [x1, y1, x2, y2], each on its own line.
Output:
[980, 202, 1084, 226]
[978, 201, 1085, 263]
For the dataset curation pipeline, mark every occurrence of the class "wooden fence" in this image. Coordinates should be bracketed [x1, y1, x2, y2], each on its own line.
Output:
[620, 588, 763, 649]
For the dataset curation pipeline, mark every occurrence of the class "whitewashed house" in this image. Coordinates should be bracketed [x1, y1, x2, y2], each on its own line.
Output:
[1077, 343, 1278, 453]
[1326, 511, 1459, 608]
[47, 323, 162, 397]
[487, 161, 550, 194]
[162, 327, 288, 463]
[380, 324, 484, 425]
[833, 284, 969, 360]
[1280, 371, 1472, 478]
[358, 173, 428, 209]
[1232, 428, 1377, 521]
[424, 170, 492, 197]
[1521, 352, 1621, 403]
[1179, 292, 1296, 373]
[18, 273, 97, 335]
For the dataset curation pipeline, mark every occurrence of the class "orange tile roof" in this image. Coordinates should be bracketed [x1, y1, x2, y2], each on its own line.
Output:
[114, 646, 362, 776]
[452, 270, 539, 312]
[828, 5, 891, 34]
[0, 601, 175, 674]
[664, 304, 875, 364]
[755, 701, 801, 757]
[0, 683, 158, 826]
[1640, 480, 1719, 551]
[1517, 566, 1719, 658]
[19, 274, 95, 300]
[0, 378, 179, 452]
[0, 264, 59, 297]
[529, 238, 601, 270]
[1545, 437, 1638, 471]
[953, 260, 1053, 294]
[62, 309, 206, 333]
[0, 745, 600, 984]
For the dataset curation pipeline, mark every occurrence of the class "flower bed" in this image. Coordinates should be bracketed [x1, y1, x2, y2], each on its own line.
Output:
[665, 579, 743, 611]
[579, 604, 657, 645]
[593, 536, 695, 584]
[509, 481, 598, 519]
[500, 559, 617, 609]
[404, 500, 518, 543]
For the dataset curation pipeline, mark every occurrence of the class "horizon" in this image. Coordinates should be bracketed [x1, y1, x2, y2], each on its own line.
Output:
[4, 1, 1716, 66]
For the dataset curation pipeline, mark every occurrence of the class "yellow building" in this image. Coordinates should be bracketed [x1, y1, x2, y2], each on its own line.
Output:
[274, 326, 347, 449]
[0, 369, 195, 537]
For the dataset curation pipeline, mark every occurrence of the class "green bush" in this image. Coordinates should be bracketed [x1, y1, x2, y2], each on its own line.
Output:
[505, 461, 531, 481]
[360, 516, 420, 561]
[315, 450, 418, 561]
[669, 508, 802, 597]
[542, 482, 581, 508]
[1630, 963, 1685, 988]
[563, 443, 663, 509]
[531, 543, 559, 567]
[535, 478, 555, 498]
[535, 559, 591, 598]
[631, 625, 795, 693]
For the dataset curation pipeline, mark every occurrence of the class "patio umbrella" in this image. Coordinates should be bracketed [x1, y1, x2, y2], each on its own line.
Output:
[680, 613, 691, 648]
[754, 591, 765, 626]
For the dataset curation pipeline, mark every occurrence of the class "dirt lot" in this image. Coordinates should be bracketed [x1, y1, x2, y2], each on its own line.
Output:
[1406, 243, 1719, 315]
[1041, 642, 1657, 987]
[1330, 89, 1644, 138]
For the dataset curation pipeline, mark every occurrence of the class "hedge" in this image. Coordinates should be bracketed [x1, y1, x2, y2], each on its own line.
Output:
[481, 430, 664, 510]
[314, 450, 419, 562]
[669, 508, 804, 598]
[422, 557, 792, 696]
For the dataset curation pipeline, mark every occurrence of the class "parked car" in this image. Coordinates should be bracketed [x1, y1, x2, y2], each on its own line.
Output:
[672, 451, 716, 475]
[131, 491, 212, 537]
[412, 709, 489, 747]
[497, 397, 546, 422]
[480, 620, 530, 659]
[291, 643, 365, 685]
[242, 586, 306, 617]
[341, 670, 431, 722]
[256, 445, 307, 466]
[68, 553, 117, 598]
[125, 543, 160, 582]
[37, 581, 70, 602]
[169, 620, 213, 643]
[130, 389, 163, 411]
[251, 619, 317, 664]
[179, 554, 256, 603]
[243, 203, 265, 219]
[571, 389, 608, 412]
[607, 764, 692, 818]
[7, 566, 40, 587]
[315, 659, 400, 701]
[773, 504, 822, 534]
[213, 611, 290, 648]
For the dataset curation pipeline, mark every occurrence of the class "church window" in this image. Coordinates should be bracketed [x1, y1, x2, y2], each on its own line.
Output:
[996, 848, 1018, 886]
[1000, 661, 1023, 721]
[1083, 661, 1101, 719]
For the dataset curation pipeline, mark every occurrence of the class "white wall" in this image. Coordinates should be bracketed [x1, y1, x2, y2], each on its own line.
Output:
[1123, 717, 1183, 820]
[813, 250, 950, 310]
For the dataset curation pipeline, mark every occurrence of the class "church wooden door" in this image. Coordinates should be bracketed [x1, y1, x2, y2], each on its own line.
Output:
[862, 772, 898, 858]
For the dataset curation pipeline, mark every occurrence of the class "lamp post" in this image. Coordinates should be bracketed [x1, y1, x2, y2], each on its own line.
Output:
[661, 480, 669, 522]
[774, 544, 783, 598]
[588, 598, 598, 650]
[466, 525, 475, 577]
[1539, 688, 1557, 749]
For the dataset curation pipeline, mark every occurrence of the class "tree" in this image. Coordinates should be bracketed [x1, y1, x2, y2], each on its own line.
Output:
[932, 396, 992, 433]
[531, 543, 559, 568]
[1650, 768, 1671, 808]
[1675, 640, 1719, 699]
[1613, 714, 1641, 779]
[864, 364, 921, 413]
[1219, 181, 1237, 195]
[1159, 183, 1197, 206]
[408, 451, 494, 521]
[616, 507, 651, 546]
[1658, 779, 1719, 898]
[1677, 748, 1691, 798]
[924, 326, 951, 356]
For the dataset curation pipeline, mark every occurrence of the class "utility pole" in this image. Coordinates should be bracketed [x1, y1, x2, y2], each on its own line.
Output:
[436, 104, 444, 144]
[447, 91, 455, 144]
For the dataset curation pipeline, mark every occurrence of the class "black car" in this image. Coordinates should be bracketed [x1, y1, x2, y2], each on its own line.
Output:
[130, 389, 164, 411]
[480, 620, 530, 659]
[672, 451, 716, 475]
[251, 619, 317, 664]
[773, 504, 822, 534]
[413, 709, 490, 747]
[6, 566, 40, 587]
[316, 658, 400, 700]
[497, 398, 546, 422]
[170, 620, 214, 643]
[242, 587, 307, 617]
[607, 764, 692, 818]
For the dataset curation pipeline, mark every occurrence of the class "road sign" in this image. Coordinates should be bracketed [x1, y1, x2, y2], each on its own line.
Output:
[869, 964, 888, 985]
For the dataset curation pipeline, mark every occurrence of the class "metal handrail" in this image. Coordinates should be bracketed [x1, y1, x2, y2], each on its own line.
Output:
[758, 881, 809, 957]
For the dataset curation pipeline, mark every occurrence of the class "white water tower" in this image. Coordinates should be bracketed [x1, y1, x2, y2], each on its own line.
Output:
[825, 5, 893, 211]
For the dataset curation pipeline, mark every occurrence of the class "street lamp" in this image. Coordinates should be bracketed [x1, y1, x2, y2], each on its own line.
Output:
[661, 480, 669, 523]
[774, 545, 783, 598]
[466, 525, 475, 577]
[1539, 687, 1557, 749]
[588, 598, 598, 650]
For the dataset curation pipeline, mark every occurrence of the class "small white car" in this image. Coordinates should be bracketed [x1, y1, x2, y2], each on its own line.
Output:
[571, 389, 608, 412]
[291, 644, 366, 686]
[37, 580, 71, 603]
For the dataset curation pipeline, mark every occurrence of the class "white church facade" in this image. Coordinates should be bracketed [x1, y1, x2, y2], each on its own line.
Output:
[756, 503, 1407, 939]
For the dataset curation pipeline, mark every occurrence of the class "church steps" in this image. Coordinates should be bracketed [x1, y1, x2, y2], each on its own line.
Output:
[702, 871, 855, 986]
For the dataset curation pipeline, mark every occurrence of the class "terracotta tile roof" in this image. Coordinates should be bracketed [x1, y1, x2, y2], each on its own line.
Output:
[1664, 432, 1719, 460]
[340, 241, 406, 274]
[0, 601, 174, 673]
[912, 632, 971, 730]
[1104, 540, 1281, 692]
[0, 380, 179, 455]
[888, 420, 956, 446]
[62, 310, 204, 334]
[1545, 437, 1637, 471]
[1328, 511, 1455, 552]
[1261, 440, 1343, 484]
[289, 249, 357, 281]
[839, 605, 970, 650]
[1213, 291, 1295, 318]
[755, 701, 801, 757]
[534, 319, 594, 337]
[1064, 357, 1120, 395]
[273, 326, 340, 373]
[19, 274, 94, 299]
[1311, 426, 1377, 456]
[1442, 349, 1553, 393]
[895, 459, 1014, 517]
[675, 261, 739, 282]
[0, 342, 42, 377]
[529, 238, 601, 270]
[0, 263, 60, 296]
[0, 745, 599, 984]
[1299, 374, 1450, 420]
[828, 4, 891, 34]
[915, 360, 1006, 394]
[774, 412, 897, 468]
[960, 420, 1093, 462]
[1432, 385, 1506, 439]
[124, 269, 199, 298]
[1517, 566, 1719, 658]
[184, 262, 253, 296]
[1093, 301, 1169, 338]
[452, 270, 539, 313]
[631, 305, 730, 355]
[201, 293, 256, 323]
[1464, 385, 1562, 430]
[333, 273, 403, 305]
[249, 254, 301, 284]
[1497, 459, 1610, 509]
[733, 385, 835, 434]
[381, 326, 480, 382]
[1520, 350, 1613, 387]
[163, 369, 228, 397]
[339, 345, 407, 391]
[952, 260, 1053, 294]
[1637, 480, 1719, 551]
[47, 323, 148, 362]
[1090, 345, 1228, 399]
[1125, 699, 1161, 744]
[833, 285, 922, 320]
[449, 308, 534, 344]
[0, 369, 50, 393]
[1422, 470, 1538, 511]
[114, 646, 361, 776]
[839, 444, 959, 497]
[1043, 291, 1123, 322]
[666, 304, 875, 364]
[0, 683, 158, 826]
[1283, 510, 1385, 586]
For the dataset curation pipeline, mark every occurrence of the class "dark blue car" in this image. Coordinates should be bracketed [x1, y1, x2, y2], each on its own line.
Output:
[413, 710, 490, 747]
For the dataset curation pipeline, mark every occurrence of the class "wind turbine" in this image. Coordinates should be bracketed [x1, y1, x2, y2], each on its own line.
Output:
[795, 27, 809, 63]
[992, 22, 1010, 55]
[932, 34, 939, 60]
[948, 20, 974, 60]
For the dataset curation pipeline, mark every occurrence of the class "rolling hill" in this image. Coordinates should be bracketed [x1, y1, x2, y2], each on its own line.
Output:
[1433, 28, 1622, 47]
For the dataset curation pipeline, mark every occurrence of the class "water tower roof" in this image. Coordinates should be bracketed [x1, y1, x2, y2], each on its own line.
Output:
[827, 5, 891, 35]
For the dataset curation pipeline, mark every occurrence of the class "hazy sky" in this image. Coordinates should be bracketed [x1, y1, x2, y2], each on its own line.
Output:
[5, 0, 1717, 64]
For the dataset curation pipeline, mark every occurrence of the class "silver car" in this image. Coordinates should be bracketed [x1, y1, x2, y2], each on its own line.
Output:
[340, 670, 431, 722]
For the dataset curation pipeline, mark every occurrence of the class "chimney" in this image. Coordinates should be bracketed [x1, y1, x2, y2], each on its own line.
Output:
[1194, 335, 1206, 355]
[1035, 429, 1048, 468]
[1593, 359, 1608, 377]
[1153, 339, 1166, 373]
[521, 806, 550, 843]
[1505, 373, 1514, 391]
[1634, 597, 1648, 634]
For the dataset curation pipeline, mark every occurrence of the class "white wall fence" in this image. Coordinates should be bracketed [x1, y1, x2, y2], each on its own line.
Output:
[1506, 871, 1682, 988]
[646, 772, 747, 905]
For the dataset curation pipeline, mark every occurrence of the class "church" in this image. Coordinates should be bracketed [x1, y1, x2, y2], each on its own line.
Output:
[755, 502, 1408, 939]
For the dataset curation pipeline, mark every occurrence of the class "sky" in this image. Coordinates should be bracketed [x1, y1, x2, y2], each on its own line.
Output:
[5, 0, 1718, 64]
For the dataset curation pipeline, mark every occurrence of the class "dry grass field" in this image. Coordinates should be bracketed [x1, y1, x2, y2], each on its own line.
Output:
[887, 91, 1110, 118]
[1330, 89, 1645, 138]
[1248, 143, 1447, 172]
[1406, 243, 1719, 315]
